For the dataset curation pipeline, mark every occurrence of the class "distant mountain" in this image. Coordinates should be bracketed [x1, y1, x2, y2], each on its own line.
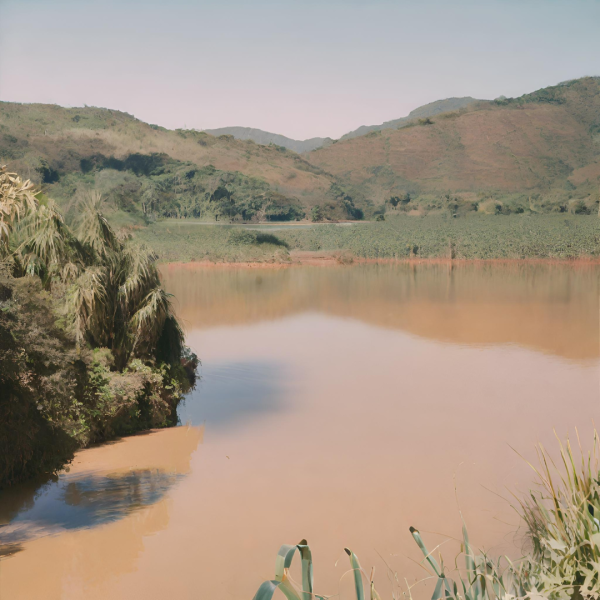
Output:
[206, 100, 478, 151]
[204, 126, 333, 153]
[310, 78, 600, 210]
[2, 78, 598, 223]
[339, 97, 479, 141]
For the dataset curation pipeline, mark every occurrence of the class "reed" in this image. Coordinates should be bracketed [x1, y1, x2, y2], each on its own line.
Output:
[516, 431, 600, 599]
[253, 432, 600, 600]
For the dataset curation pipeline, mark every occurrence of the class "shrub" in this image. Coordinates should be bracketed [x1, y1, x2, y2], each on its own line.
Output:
[80, 158, 94, 173]
[36, 159, 60, 183]
[0, 268, 80, 487]
[517, 432, 600, 598]
[311, 205, 323, 222]
[255, 233, 288, 248]
[264, 197, 305, 221]
[228, 229, 257, 245]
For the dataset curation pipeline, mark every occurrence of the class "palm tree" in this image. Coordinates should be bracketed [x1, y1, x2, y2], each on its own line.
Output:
[0, 165, 38, 255]
[15, 189, 185, 371]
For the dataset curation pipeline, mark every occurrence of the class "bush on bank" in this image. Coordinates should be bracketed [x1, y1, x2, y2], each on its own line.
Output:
[0, 168, 198, 488]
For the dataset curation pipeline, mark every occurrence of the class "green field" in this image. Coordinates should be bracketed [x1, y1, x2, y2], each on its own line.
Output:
[135, 214, 600, 262]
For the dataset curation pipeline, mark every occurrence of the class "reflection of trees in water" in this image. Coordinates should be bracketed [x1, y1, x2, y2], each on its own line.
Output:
[0, 474, 58, 526]
[62, 470, 180, 520]
[179, 360, 288, 429]
[164, 263, 600, 360]
[0, 469, 181, 550]
[0, 543, 23, 558]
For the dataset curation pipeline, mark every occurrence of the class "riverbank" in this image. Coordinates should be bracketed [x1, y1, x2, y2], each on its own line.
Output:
[0, 171, 199, 490]
[135, 214, 600, 264]
[160, 250, 600, 270]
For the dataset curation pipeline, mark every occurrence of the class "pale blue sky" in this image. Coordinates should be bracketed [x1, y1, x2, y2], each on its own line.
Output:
[1, 0, 599, 139]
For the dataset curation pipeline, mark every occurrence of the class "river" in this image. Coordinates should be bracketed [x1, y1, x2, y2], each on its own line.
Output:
[0, 263, 598, 599]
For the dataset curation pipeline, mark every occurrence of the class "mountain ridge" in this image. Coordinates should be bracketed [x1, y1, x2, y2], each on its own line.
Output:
[1, 77, 599, 221]
[338, 97, 480, 141]
[203, 98, 480, 151]
[204, 126, 332, 153]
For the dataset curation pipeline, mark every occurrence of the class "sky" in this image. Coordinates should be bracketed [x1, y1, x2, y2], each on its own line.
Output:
[1, 0, 599, 140]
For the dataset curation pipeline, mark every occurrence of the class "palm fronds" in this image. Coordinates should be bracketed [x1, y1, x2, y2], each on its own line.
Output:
[66, 267, 107, 344]
[16, 201, 69, 270]
[118, 243, 159, 310]
[75, 191, 119, 257]
[131, 287, 173, 345]
[5, 184, 186, 367]
[0, 165, 38, 254]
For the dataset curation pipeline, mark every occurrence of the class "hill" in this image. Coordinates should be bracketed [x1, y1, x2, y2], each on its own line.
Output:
[309, 78, 600, 215]
[2, 78, 600, 222]
[339, 97, 479, 141]
[0, 103, 362, 223]
[204, 126, 332, 153]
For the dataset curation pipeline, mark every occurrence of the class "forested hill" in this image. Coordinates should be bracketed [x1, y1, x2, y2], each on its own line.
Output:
[0, 102, 363, 223]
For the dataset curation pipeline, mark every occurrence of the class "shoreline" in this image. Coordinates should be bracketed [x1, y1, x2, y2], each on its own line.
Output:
[159, 251, 600, 270]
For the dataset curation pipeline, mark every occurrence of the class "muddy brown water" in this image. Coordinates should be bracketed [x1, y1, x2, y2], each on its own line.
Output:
[1, 263, 599, 599]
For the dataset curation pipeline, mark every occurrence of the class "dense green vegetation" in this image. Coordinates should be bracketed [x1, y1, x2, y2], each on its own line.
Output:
[135, 215, 600, 263]
[48, 153, 308, 223]
[0, 100, 365, 222]
[0, 168, 198, 488]
[254, 434, 600, 600]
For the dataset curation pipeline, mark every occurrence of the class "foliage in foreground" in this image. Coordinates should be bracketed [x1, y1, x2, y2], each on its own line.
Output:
[0, 167, 198, 488]
[254, 433, 600, 600]
[517, 434, 600, 598]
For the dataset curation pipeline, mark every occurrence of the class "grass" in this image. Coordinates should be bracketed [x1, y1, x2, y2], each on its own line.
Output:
[135, 220, 292, 263]
[134, 215, 600, 263]
[253, 432, 600, 600]
[516, 433, 600, 598]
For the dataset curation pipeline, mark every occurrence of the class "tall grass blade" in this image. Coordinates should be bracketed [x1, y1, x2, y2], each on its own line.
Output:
[344, 548, 365, 600]
[409, 527, 442, 577]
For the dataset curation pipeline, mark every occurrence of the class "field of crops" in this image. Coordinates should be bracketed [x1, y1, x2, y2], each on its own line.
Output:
[135, 221, 291, 262]
[136, 215, 600, 262]
[279, 215, 600, 259]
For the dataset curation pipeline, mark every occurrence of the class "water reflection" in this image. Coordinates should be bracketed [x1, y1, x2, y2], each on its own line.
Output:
[179, 361, 291, 428]
[1, 265, 598, 600]
[160, 263, 600, 361]
[0, 474, 57, 527]
[0, 425, 202, 560]
[1, 469, 180, 550]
